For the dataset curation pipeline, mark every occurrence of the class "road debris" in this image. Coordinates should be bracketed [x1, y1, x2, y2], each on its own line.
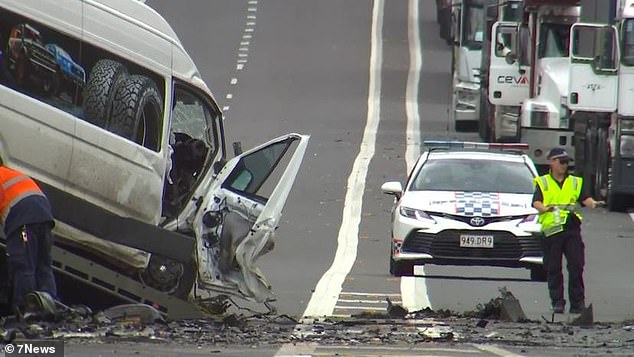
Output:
[385, 297, 408, 319]
[0, 289, 633, 355]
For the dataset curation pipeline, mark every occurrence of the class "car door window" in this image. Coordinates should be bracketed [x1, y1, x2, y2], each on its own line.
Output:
[163, 85, 220, 219]
[223, 139, 294, 203]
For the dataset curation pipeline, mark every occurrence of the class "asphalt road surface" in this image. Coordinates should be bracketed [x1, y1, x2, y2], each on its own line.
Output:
[58, 0, 634, 355]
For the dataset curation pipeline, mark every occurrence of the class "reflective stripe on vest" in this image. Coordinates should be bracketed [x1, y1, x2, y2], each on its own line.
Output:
[534, 174, 583, 237]
[0, 167, 45, 224]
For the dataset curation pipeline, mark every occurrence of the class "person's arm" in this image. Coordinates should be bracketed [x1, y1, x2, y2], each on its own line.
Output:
[532, 184, 552, 214]
[579, 177, 604, 208]
[581, 196, 602, 208]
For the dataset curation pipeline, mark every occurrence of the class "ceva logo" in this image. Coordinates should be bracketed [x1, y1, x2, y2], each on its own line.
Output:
[497, 75, 529, 85]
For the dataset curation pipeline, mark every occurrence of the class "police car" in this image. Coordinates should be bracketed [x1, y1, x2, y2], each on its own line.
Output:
[381, 141, 545, 280]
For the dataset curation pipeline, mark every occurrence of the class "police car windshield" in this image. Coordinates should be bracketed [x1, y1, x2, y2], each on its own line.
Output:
[410, 158, 534, 194]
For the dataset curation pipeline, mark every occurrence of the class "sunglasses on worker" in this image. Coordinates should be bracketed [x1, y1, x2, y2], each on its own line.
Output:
[556, 158, 570, 165]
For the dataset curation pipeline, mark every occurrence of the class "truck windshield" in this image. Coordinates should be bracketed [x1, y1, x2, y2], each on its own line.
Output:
[622, 19, 634, 66]
[500, 1, 522, 22]
[539, 22, 571, 58]
[462, 2, 484, 50]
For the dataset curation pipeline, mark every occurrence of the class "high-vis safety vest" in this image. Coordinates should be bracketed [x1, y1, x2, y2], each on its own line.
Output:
[534, 174, 583, 237]
[0, 166, 46, 225]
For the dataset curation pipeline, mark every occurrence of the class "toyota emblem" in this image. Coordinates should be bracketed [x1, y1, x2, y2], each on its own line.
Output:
[470, 216, 485, 226]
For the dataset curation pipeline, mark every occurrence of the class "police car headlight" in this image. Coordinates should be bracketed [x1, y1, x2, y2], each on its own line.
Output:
[399, 206, 436, 223]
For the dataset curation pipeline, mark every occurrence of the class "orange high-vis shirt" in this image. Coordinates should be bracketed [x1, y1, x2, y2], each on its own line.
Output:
[0, 166, 45, 225]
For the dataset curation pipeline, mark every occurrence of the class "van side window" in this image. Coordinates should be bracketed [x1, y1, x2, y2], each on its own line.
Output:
[0, 7, 166, 152]
[162, 86, 219, 219]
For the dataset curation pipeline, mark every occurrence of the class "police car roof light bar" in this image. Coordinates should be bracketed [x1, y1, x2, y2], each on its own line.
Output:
[423, 141, 529, 152]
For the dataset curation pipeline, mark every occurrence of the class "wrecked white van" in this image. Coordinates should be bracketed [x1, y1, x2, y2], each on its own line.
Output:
[0, 0, 308, 318]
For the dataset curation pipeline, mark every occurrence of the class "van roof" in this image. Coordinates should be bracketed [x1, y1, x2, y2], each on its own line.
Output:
[92, 0, 182, 46]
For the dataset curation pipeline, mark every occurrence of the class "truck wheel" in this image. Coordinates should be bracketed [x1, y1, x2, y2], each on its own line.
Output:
[140, 255, 195, 298]
[479, 89, 492, 141]
[13, 56, 29, 88]
[108, 74, 162, 151]
[42, 72, 61, 98]
[608, 192, 625, 212]
[82, 59, 128, 127]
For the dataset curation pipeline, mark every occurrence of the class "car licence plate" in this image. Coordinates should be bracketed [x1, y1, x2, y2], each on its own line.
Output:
[459, 234, 494, 248]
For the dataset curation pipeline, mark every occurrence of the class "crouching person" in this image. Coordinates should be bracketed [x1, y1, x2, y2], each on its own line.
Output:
[0, 165, 57, 313]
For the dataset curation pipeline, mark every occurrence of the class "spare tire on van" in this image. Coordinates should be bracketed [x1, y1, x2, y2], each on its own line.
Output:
[108, 74, 162, 151]
[82, 59, 128, 127]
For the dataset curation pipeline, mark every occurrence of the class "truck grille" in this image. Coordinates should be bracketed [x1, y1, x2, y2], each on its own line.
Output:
[27, 41, 57, 71]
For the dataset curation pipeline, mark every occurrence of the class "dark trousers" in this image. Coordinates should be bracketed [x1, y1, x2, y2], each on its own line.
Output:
[5, 222, 57, 307]
[542, 229, 585, 307]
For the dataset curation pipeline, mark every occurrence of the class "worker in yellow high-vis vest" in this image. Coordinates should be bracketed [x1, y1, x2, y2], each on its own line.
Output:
[533, 148, 604, 314]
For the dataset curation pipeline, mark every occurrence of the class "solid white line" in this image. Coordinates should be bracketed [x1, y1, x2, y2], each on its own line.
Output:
[405, 0, 421, 172]
[337, 299, 401, 304]
[334, 305, 387, 311]
[301, 0, 384, 318]
[340, 291, 401, 297]
[401, 0, 431, 313]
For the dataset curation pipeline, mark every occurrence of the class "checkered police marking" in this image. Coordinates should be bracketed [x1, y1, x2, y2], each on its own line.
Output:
[392, 239, 403, 254]
[455, 192, 500, 216]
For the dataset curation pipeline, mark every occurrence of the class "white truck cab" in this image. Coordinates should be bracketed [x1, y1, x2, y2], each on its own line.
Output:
[451, 0, 485, 131]
[0, 0, 308, 318]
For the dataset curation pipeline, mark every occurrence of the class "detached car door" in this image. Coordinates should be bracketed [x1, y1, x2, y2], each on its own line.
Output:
[192, 133, 309, 302]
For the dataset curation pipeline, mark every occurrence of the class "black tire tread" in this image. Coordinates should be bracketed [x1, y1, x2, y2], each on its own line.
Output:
[109, 74, 162, 149]
[82, 59, 128, 127]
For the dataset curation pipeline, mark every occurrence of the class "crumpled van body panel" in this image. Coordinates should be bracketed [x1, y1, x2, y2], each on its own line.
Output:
[0, 0, 308, 317]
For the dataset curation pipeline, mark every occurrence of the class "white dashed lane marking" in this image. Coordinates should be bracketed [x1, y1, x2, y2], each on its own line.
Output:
[224, 0, 257, 108]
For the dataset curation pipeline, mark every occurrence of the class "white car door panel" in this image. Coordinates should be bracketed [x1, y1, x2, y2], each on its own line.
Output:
[193, 133, 309, 301]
